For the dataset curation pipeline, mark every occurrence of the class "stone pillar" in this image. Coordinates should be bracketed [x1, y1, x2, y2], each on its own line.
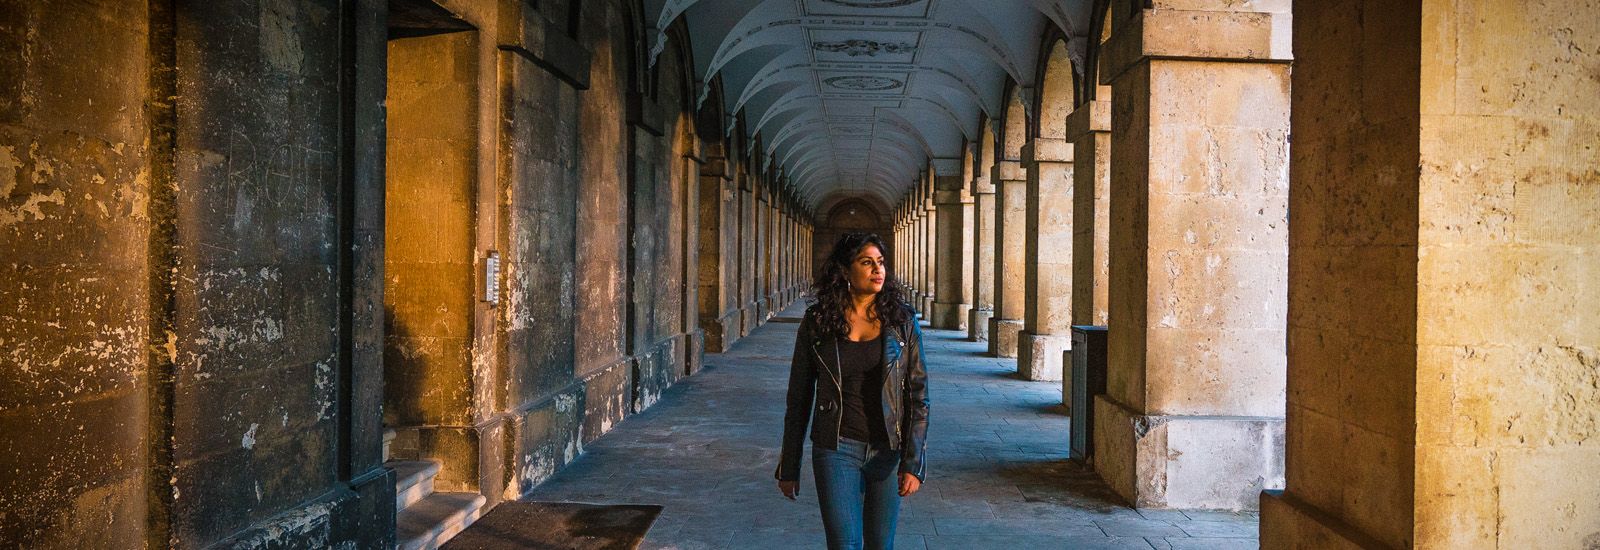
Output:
[765, 184, 778, 315]
[738, 173, 756, 335]
[1260, 2, 1600, 547]
[968, 150, 997, 341]
[988, 161, 1027, 357]
[912, 196, 926, 308]
[1018, 139, 1075, 383]
[698, 153, 739, 352]
[1093, 1, 1291, 510]
[783, 207, 793, 303]
[921, 177, 938, 316]
[1069, 100, 1111, 329]
[754, 180, 769, 322]
[932, 175, 973, 330]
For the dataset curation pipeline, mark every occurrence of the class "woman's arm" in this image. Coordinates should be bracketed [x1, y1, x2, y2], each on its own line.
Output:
[899, 317, 930, 482]
[775, 314, 817, 482]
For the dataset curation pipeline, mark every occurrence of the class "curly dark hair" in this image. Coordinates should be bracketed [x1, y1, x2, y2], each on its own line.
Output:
[808, 232, 913, 339]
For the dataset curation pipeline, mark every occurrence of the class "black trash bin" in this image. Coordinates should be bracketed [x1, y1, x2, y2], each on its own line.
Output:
[1070, 325, 1108, 463]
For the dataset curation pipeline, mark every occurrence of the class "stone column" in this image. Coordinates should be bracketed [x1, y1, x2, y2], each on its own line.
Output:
[1093, 1, 1291, 510]
[765, 184, 779, 314]
[912, 194, 926, 308]
[910, 205, 918, 307]
[1068, 100, 1111, 330]
[988, 161, 1027, 357]
[1018, 139, 1075, 383]
[1260, 2, 1600, 547]
[922, 177, 938, 316]
[968, 151, 997, 341]
[932, 175, 974, 330]
[783, 206, 793, 303]
[754, 180, 769, 322]
[739, 172, 756, 335]
[697, 153, 739, 352]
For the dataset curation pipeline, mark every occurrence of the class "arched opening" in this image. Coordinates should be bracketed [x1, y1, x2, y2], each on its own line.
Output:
[989, 85, 1032, 358]
[382, 0, 481, 484]
[1013, 38, 1078, 384]
[1039, 40, 1075, 140]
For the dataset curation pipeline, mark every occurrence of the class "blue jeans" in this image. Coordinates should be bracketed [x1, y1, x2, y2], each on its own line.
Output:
[812, 437, 902, 550]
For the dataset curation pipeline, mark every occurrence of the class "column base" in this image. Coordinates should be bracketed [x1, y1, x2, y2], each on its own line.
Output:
[968, 308, 993, 342]
[921, 297, 936, 319]
[741, 303, 760, 335]
[1017, 331, 1070, 383]
[931, 301, 970, 330]
[989, 318, 1023, 357]
[703, 310, 740, 352]
[1093, 395, 1285, 510]
[686, 328, 705, 376]
[1260, 490, 1389, 550]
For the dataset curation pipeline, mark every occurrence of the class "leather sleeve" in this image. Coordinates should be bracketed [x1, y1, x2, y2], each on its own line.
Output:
[775, 313, 817, 481]
[899, 317, 930, 482]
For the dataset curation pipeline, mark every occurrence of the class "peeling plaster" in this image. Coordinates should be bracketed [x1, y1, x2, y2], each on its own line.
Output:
[0, 144, 19, 196]
[0, 189, 66, 228]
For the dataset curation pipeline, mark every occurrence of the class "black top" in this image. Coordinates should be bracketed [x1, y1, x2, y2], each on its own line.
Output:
[837, 334, 890, 445]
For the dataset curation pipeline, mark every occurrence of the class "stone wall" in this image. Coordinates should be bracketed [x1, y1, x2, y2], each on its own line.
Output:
[0, 0, 808, 546]
[1266, 1, 1600, 547]
[1, 2, 155, 546]
[2, 0, 395, 547]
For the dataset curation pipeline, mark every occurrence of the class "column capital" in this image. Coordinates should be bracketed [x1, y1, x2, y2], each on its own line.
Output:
[994, 160, 1025, 182]
[1066, 100, 1111, 140]
[1023, 138, 1073, 165]
[1100, 7, 1292, 84]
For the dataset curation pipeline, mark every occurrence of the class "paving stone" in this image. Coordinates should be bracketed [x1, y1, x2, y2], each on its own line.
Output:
[1174, 520, 1258, 538]
[1095, 518, 1189, 537]
[925, 535, 1156, 550]
[1161, 537, 1261, 550]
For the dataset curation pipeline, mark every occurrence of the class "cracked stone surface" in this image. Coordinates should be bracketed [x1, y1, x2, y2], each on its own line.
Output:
[525, 301, 1260, 549]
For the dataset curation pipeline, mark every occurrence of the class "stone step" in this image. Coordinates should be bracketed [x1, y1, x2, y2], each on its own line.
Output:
[396, 492, 486, 550]
[388, 460, 440, 510]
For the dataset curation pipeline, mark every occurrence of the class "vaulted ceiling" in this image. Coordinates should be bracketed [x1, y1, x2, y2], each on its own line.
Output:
[643, 0, 1095, 213]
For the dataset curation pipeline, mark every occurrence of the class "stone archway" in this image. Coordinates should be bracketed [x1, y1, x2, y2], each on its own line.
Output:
[813, 197, 892, 280]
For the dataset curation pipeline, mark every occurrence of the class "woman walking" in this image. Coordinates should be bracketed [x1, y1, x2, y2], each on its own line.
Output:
[775, 232, 930, 550]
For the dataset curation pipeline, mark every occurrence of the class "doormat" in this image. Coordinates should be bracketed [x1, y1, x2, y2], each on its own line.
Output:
[441, 501, 663, 550]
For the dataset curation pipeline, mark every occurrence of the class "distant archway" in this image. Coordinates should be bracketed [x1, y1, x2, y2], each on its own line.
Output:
[811, 198, 892, 283]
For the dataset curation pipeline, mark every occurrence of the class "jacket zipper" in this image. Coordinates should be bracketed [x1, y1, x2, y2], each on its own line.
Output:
[812, 343, 844, 448]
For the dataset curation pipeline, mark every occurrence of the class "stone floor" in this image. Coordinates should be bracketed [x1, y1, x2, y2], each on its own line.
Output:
[524, 301, 1260, 550]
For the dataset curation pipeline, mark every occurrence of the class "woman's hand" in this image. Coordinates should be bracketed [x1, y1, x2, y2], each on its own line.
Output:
[898, 473, 921, 497]
[778, 480, 799, 500]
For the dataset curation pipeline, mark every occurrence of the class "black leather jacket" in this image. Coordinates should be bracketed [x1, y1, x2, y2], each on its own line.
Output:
[775, 304, 929, 482]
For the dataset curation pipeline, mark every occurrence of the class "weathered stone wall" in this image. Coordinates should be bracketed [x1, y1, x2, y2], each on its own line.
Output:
[495, 0, 585, 499]
[384, 30, 478, 433]
[2, 0, 752, 545]
[2, 0, 395, 546]
[1266, 2, 1600, 547]
[1413, 2, 1600, 544]
[1, 2, 153, 546]
[1260, 1, 1420, 546]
